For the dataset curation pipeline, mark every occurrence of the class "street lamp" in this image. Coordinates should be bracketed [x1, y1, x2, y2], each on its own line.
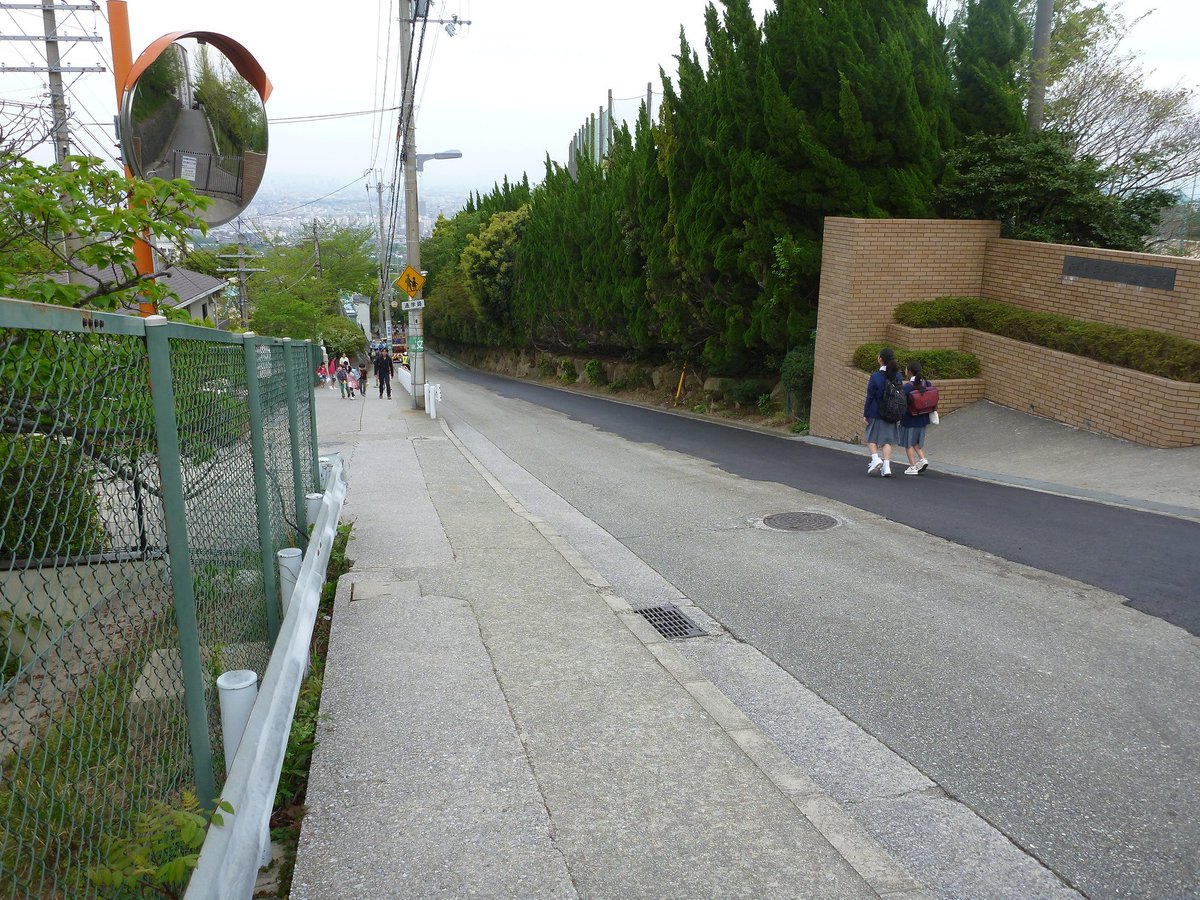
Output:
[415, 149, 462, 172]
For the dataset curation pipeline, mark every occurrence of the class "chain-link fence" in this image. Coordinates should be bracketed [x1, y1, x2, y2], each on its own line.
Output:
[0, 299, 321, 898]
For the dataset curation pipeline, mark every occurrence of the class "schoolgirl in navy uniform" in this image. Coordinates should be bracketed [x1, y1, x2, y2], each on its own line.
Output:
[863, 347, 901, 477]
[899, 360, 932, 475]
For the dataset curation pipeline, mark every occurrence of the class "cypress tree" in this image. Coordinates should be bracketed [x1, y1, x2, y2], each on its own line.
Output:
[950, 0, 1028, 136]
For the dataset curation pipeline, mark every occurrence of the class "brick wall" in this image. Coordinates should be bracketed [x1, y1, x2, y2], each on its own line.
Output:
[983, 239, 1200, 342]
[811, 218, 998, 441]
[811, 217, 1200, 449]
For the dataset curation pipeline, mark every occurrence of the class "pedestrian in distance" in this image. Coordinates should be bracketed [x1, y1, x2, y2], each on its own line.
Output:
[336, 363, 349, 399]
[863, 346, 903, 477]
[359, 359, 368, 395]
[374, 350, 394, 399]
[900, 360, 933, 475]
[348, 364, 360, 398]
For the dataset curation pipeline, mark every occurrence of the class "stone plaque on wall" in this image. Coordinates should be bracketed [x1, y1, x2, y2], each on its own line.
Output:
[1062, 255, 1177, 291]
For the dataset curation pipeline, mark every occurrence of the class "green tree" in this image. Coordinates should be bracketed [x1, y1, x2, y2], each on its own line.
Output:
[937, 131, 1173, 250]
[460, 205, 529, 330]
[0, 154, 209, 310]
[245, 224, 377, 340]
[949, 0, 1027, 136]
[318, 315, 367, 359]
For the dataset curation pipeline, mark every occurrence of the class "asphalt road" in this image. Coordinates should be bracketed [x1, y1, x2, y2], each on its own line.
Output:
[428, 355, 1200, 899]
[439, 359, 1200, 636]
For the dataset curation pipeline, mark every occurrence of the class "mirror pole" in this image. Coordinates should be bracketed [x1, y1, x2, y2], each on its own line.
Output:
[108, 1, 158, 315]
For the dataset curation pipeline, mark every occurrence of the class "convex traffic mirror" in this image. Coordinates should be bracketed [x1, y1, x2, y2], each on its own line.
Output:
[120, 32, 271, 227]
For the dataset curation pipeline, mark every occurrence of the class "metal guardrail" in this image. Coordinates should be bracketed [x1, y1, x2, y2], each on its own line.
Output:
[185, 452, 347, 899]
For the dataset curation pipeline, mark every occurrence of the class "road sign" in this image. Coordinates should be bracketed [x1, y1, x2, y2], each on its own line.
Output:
[409, 335, 425, 353]
[395, 265, 425, 298]
[400, 298, 425, 311]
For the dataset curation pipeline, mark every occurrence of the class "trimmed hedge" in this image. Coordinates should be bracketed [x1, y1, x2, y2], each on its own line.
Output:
[894, 297, 1200, 383]
[853, 344, 981, 379]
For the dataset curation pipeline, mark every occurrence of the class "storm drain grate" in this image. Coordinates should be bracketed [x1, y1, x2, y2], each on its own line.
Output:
[634, 603, 708, 639]
[763, 511, 839, 532]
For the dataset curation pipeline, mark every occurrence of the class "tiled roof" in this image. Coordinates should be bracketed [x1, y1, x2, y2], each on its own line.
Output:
[51, 264, 228, 308]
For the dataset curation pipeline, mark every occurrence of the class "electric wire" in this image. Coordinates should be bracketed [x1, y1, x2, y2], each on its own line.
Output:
[270, 105, 400, 124]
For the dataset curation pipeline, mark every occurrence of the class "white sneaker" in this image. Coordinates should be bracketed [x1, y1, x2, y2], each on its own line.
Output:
[904, 465, 920, 475]
[917, 458, 929, 473]
[867, 458, 883, 475]
[881, 461, 892, 477]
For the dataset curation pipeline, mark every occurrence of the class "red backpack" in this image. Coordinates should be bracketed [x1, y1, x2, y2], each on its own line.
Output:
[907, 381, 939, 416]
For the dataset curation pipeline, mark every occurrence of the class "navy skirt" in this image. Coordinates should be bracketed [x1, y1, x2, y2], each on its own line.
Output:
[864, 417, 900, 446]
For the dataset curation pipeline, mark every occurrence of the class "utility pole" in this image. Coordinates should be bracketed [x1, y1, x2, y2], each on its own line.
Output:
[374, 177, 394, 341]
[1, 1, 104, 286]
[0, 1, 105, 164]
[400, 0, 425, 408]
[217, 230, 265, 328]
[1027, 0, 1055, 133]
[311, 221, 323, 279]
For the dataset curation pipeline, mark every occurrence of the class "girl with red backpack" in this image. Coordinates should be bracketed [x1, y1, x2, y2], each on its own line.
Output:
[900, 361, 937, 475]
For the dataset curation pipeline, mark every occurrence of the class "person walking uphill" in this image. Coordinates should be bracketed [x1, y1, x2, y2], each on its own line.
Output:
[374, 350, 394, 399]
[900, 360, 935, 475]
[863, 347, 904, 477]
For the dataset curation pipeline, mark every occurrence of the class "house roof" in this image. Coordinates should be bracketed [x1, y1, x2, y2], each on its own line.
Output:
[52, 264, 228, 308]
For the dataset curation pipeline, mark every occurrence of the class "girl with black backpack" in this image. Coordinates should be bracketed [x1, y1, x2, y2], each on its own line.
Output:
[863, 347, 903, 477]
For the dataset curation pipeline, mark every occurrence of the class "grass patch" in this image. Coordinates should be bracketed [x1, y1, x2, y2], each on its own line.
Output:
[267, 521, 353, 896]
[0, 631, 193, 898]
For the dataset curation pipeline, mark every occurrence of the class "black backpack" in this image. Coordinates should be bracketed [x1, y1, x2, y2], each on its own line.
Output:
[878, 375, 907, 423]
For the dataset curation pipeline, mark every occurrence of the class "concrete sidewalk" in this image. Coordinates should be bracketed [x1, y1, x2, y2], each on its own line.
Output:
[802, 399, 1200, 521]
[290, 388, 924, 899]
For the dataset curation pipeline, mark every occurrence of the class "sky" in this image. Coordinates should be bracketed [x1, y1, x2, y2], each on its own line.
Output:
[1, 0, 1197, 208]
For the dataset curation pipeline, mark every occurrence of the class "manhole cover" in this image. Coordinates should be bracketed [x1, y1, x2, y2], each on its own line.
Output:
[634, 603, 707, 639]
[762, 512, 839, 532]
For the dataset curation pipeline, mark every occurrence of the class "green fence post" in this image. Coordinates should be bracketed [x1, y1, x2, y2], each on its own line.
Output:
[144, 315, 216, 808]
[243, 333, 282, 643]
[282, 339, 307, 543]
[305, 341, 321, 489]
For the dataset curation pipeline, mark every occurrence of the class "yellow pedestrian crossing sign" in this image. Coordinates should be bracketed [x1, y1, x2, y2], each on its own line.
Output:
[395, 265, 425, 298]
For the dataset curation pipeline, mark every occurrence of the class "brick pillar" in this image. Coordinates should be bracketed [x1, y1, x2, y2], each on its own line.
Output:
[810, 218, 999, 441]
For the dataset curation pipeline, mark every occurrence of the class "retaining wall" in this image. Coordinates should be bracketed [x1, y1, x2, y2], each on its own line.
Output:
[811, 217, 1200, 448]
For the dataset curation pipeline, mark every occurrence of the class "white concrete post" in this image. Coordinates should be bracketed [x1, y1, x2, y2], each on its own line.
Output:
[276, 547, 302, 616]
[216, 670, 271, 869]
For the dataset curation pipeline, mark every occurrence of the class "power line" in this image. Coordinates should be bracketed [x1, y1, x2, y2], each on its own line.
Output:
[270, 104, 400, 124]
[238, 171, 372, 221]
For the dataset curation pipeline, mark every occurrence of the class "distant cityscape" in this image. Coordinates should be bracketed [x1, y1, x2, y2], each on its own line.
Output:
[202, 175, 477, 250]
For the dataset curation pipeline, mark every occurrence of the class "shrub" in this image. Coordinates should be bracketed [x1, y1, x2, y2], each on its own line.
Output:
[558, 359, 578, 384]
[721, 379, 770, 406]
[536, 355, 556, 377]
[780, 345, 815, 414]
[756, 394, 773, 416]
[609, 367, 653, 392]
[853, 344, 981, 379]
[895, 297, 1200, 383]
[583, 359, 607, 386]
[1, 435, 107, 561]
